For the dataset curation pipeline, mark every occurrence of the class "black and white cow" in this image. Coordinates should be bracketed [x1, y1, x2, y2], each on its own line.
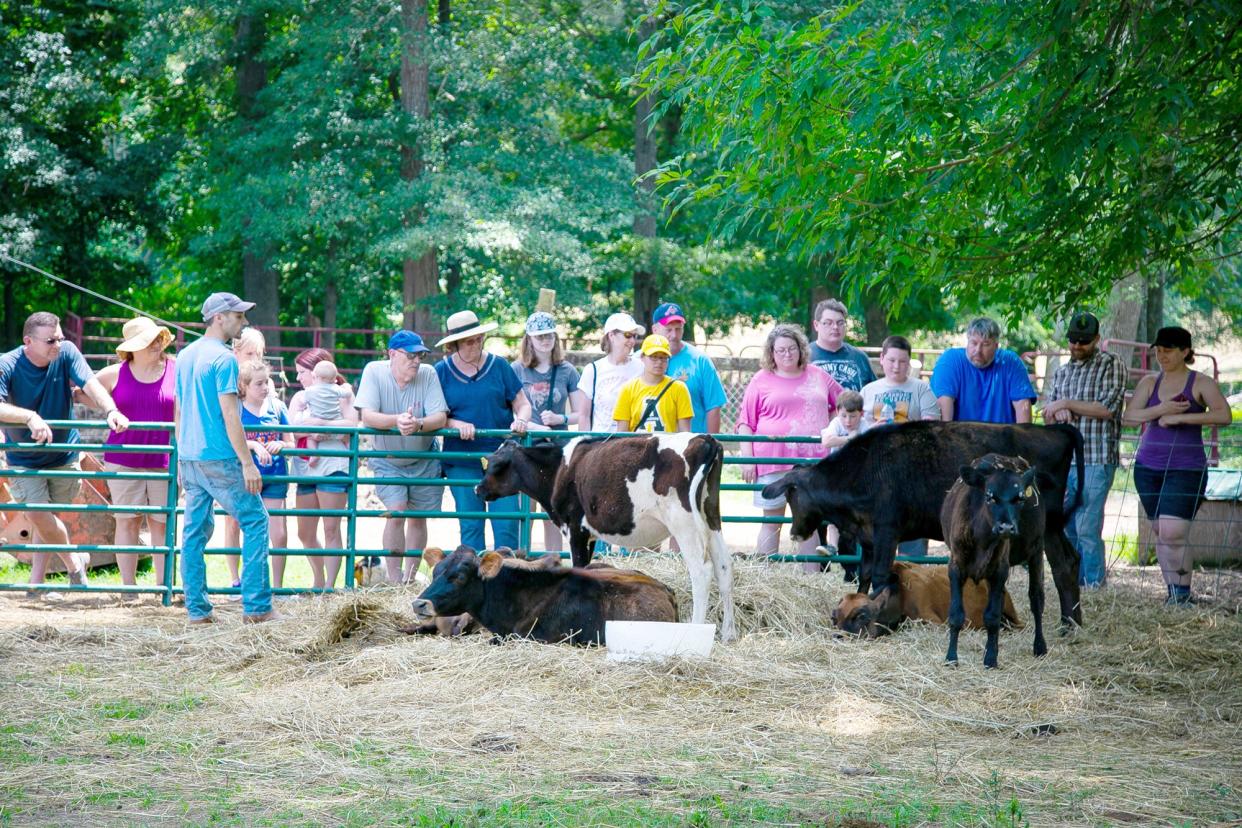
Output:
[475, 433, 736, 641]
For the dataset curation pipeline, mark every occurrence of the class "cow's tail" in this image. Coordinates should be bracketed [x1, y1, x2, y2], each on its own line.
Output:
[1065, 424, 1085, 520]
[695, 435, 724, 532]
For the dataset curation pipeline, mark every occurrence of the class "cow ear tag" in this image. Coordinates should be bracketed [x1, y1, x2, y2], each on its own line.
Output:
[480, 457, 488, 470]
[1024, 485, 1035, 498]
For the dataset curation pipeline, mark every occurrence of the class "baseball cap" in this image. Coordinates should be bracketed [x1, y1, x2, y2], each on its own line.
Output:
[602, 312, 644, 336]
[640, 334, 672, 357]
[1151, 326, 1192, 350]
[652, 301, 686, 326]
[388, 330, 431, 354]
[1066, 312, 1100, 343]
[525, 311, 557, 336]
[201, 292, 256, 321]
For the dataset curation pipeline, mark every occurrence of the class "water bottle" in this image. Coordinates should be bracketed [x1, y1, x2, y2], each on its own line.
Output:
[881, 402, 894, 422]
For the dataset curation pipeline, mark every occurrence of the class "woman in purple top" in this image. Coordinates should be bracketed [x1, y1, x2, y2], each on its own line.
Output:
[95, 317, 177, 586]
[1123, 326, 1232, 605]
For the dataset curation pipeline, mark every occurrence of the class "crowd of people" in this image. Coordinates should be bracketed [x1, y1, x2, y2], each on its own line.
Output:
[0, 294, 1233, 621]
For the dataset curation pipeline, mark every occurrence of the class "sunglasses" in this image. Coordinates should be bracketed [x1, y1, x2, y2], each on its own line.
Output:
[38, 336, 66, 345]
[1068, 337, 1092, 345]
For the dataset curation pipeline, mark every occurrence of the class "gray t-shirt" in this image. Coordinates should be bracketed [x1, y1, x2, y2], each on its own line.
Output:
[511, 360, 581, 431]
[305, 383, 349, 421]
[809, 341, 876, 392]
[354, 361, 448, 469]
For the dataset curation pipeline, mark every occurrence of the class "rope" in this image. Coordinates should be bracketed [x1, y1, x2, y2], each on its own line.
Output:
[0, 252, 202, 339]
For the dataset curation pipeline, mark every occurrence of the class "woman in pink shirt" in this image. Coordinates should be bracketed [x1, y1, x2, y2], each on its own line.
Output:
[737, 324, 843, 557]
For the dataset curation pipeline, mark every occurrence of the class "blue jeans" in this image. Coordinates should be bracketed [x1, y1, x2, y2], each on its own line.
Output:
[180, 459, 272, 618]
[1064, 464, 1116, 587]
[443, 462, 520, 551]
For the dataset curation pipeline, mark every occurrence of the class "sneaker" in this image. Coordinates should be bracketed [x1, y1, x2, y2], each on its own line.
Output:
[1165, 593, 1197, 607]
[187, 613, 215, 625]
[242, 610, 283, 624]
[228, 580, 242, 602]
[67, 568, 89, 587]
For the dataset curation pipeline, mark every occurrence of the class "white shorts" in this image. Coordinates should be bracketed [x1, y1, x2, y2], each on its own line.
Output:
[753, 470, 790, 510]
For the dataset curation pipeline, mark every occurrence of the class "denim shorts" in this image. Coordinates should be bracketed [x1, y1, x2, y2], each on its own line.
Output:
[1134, 463, 1206, 521]
[260, 482, 289, 501]
[296, 470, 350, 495]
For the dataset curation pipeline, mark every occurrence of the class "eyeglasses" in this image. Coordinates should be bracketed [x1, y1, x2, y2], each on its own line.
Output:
[818, 319, 846, 328]
[773, 347, 800, 356]
[39, 336, 66, 345]
[615, 331, 637, 339]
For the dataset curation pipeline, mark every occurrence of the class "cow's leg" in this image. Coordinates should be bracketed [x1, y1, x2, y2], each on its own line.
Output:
[1027, 546, 1048, 659]
[867, 527, 900, 597]
[983, 562, 1010, 669]
[676, 531, 711, 626]
[1044, 529, 1083, 630]
[856, 538, 875, 595]
[568, 526, 594, 569]
[945, 562, 964, 665]
[708, 530, 736, 642]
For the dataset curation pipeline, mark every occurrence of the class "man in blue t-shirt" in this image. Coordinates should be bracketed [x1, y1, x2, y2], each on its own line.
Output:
[651, 301, 726, 434]
[174, 292, 275, 625]
[930, 317, 1036, 424]
[0, 311, 130, 590]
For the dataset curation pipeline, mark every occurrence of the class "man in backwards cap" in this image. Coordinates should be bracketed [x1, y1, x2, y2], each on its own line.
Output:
[174, 292, 276, 624]
[1042, 312, 1127, 589]
[650, 301, 726, 433]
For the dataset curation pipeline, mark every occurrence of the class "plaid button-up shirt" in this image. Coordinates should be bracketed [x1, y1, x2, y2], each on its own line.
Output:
[1047, 348, 1127, 466]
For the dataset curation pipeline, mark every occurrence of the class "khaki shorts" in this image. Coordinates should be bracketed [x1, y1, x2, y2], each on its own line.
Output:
[104, 461, 172, 521]
[7, 462, 83, 505]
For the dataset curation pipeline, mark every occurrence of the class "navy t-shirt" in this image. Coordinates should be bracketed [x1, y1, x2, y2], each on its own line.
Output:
[809, 342, 876, 392]
[0, 342, 95, 468]
[435, 353, 523, 457]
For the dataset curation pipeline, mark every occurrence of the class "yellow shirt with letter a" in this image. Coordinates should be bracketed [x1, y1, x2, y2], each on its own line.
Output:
[612, 376, 694, 432]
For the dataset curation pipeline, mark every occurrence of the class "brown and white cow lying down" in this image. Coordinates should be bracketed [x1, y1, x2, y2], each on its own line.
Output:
[411, 546, 678, 645]
[943, 454, 1054, 669]
[400, 548, 563, 637]
[475, 434, 736, 641]
[832, 561, 1022, 638]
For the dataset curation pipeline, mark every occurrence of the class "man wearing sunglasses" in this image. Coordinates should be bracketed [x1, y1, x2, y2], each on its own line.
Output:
[0, 311, 130, 591]
[1041, 312, 1127, 589]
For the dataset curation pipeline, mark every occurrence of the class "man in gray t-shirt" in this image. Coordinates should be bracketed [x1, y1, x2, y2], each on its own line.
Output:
[355, 331, 449, 583]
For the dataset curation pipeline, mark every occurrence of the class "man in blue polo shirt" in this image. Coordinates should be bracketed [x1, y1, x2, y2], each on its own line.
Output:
[650, 301, 726, 434]
[0, 311, 130, 591]
[931, 317, 1036, 424]
[175, 292, 275, 625]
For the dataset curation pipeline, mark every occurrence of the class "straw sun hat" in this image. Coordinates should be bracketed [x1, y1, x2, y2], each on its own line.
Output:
[115, 317, 173, 357]
[436, 310, 499, 348]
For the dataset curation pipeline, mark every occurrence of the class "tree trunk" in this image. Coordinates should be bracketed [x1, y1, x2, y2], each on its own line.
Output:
[235, 14, 280, 344]
[2, 269, 14, 344]
[399, 0, 439, 333]
[1143, 270, 1164, 344]
[632, 13, 660, 329]
[322, 276, 338, 352]
[862, 300, 889, 347]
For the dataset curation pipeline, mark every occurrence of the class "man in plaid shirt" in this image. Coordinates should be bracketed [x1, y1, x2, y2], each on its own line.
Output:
[1042, 312, 1127, 589]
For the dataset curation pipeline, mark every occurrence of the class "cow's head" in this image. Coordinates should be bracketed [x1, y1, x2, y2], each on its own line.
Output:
[831, 587, 901, 638]
[474, 439, 563, 502]
[761, 464, 855, 542]
[957, 454, 1045, 538]
[412, 546, 523, 619]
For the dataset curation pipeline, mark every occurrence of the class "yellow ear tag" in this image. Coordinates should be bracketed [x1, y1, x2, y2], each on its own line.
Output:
[1024, 486, 1035, 498]
[480, 457, 489, 470]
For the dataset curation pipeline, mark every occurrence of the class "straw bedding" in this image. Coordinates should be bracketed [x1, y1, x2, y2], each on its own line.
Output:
[1, 557, 1240, 825]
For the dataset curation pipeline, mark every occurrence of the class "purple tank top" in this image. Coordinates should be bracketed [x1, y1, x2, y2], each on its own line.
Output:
[1134, 371, 1207, 471]
[103, 358, 177, 469]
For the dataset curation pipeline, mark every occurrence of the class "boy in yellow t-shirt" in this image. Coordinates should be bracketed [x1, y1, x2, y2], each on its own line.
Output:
[612, 335, 694, 432]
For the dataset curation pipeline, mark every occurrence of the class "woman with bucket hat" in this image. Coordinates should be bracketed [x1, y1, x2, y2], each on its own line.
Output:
[93, 317, 177, 586]
[435, 310, 532, 550]
[511, 311, 587, 554]
[1123, 326, 1233, 605]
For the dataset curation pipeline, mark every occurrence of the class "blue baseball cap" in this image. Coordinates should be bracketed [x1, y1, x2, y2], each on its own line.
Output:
[388, 330, 431, 354]
[653, 301, 686, 326]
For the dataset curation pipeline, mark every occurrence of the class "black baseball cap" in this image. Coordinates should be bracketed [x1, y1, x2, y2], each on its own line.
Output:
[1152, 326, 1192, 350]
[1066, 312, 1099, 342]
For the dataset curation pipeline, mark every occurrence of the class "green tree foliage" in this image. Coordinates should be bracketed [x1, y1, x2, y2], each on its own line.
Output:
[634, 0, 1242, 325]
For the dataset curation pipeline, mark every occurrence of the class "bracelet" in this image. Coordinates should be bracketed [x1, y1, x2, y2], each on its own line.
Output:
[416, 418, 423, 432]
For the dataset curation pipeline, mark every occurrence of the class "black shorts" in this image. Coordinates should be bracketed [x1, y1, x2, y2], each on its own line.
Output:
[1133, 464, 1207, 522]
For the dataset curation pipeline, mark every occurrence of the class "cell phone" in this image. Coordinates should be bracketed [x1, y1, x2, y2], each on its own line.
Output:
[1171, 393, 1188, 403]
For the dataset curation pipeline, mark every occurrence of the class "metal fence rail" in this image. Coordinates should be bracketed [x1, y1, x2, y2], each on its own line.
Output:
[2, 422, 1238, 603]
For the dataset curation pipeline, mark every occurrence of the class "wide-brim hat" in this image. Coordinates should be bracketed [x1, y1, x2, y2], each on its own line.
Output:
[116, 317, 173, 356]
[436, 310, 499, 347]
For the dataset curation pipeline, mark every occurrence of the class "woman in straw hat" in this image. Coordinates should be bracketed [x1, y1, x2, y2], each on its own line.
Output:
[94, 317, 177, 586]
[434, 309, 532, 550]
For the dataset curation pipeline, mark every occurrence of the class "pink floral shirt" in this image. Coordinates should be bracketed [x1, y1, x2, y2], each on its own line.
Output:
[738, 365, 843, 477]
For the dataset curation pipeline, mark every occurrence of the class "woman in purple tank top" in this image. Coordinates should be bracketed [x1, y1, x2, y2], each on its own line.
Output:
[95, 317, 177, 586]
[1123, 326, 1232, 605]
